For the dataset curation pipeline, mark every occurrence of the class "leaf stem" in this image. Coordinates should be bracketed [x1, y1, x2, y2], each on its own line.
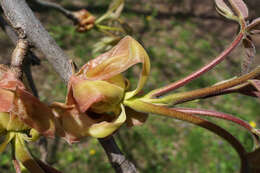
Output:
[124, 99, 248, 172]
[149, 32, 244, 97]
[173, 108, 260, 144]
[31, 0, 78, 23]
[148, 66, 260, 105]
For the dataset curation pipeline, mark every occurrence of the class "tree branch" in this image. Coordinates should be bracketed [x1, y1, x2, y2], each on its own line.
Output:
[0, 15, 40, 95]
[0, 0, 137, 172]
[99, 137, 138, 173]
[1, 0, 72, 82]
[29, 0, 78, 23]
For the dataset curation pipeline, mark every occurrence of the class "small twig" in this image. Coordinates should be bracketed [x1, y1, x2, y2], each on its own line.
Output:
[30, 0, 78, 23]
[1, 0, 73, 82]
[99, 136, 139, 173]
[0, 15, 41, 68]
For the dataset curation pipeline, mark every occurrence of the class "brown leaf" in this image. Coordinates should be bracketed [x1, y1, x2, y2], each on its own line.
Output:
[0, 88, 14, 112]
[16, 88, 57, 137]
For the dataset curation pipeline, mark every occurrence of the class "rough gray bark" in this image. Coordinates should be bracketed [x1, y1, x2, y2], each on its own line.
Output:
[99, 137, 139, 173]
[1, 0, 72, 82]
[0, 0, 138, 172]
[0, 15, 40, 97]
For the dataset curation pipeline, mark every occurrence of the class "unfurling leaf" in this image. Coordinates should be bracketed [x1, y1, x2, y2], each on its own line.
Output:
[215, 0, 237, 21]
[0, 65, 57, 137]
[51, 103, 126, 142]
[51, 36, 150, 142]
[16, 88, 58, 137]
[92, 36, 121, 53]
[78, 36, 150, 99]
[70, 77, 124, 113]
[96, 0, 125, 23]
[88, 104, 126, 138]
[215, 0, 249, 22]
[228, 0, 248, 19]
[215, 0, 234, 17]
[108, 0, 124, 19]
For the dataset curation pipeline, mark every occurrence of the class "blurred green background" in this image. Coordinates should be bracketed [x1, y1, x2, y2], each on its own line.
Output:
[0, 0, 260, 172]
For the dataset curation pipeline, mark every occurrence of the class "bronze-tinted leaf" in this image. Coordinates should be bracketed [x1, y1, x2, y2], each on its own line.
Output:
[0, 69, 24, 90]
[51, 103, 126, 142]
[0, 88, 14, 112]
[77, 36, 150, 99]
[51, 103, 94, 143]
[16, 88, 56, 137]
[70, 76, 124, 113]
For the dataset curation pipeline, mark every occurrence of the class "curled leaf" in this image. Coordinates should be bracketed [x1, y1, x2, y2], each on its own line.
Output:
[108, 0, 124, 19]
[88, 104, 126, 138]
[228, 0, 248, 19]
[16, 87, 57, 137]
[96, 0, 125, 23]
[70, 76, 124, 113]
[215, 0, 237, 21]
[92, 36, 121, 53]
[78, 36, 150, 99]
[51, 103, 126, 142]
